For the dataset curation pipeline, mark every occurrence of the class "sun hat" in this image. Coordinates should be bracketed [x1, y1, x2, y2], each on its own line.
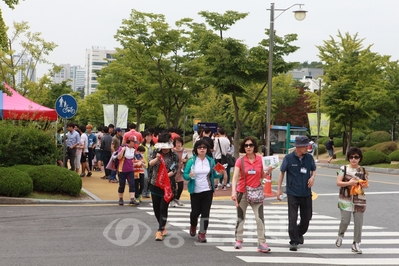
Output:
[294, 135, 310, 147]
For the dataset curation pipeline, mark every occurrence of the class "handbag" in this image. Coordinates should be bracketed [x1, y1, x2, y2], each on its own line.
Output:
[241, 157, 264, 204]
[218, 139, 236, 167]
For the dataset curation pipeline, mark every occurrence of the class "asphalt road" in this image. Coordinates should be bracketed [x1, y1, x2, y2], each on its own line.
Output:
[1, 165, 398, 266]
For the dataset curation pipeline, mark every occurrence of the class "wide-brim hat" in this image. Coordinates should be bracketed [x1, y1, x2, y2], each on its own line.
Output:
[294, 135, 310, 147]
[154, 141, 174, 149]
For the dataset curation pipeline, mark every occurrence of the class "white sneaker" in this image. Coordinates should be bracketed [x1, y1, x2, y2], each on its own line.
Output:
[335, 236, 343, 247]
[226, 183, 231, 188]
[218, 183, 223, 187]
[170, 201, 176, 207]
[351, 242, 362, 254]
[175, 199, 184, 206]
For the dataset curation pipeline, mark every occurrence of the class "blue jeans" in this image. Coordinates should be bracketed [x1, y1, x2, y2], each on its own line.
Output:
[142, 168, 150, 196]
[110, 170, 117, 180]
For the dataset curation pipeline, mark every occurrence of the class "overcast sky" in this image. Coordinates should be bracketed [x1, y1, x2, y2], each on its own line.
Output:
[2, 0, 399, 77]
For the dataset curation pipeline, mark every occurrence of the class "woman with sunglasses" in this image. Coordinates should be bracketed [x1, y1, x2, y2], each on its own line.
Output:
[231, 136, 273, 253]
[183, 139, 223, 243]
[336, 147, 369, 254]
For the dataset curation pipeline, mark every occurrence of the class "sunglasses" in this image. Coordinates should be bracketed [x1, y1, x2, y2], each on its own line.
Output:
[197, 146, 207, 149]
[244, 143, 254, 148]
[349, 156, 360, 160]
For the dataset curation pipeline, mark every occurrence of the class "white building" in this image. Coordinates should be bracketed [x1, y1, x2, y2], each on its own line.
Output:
[85, 46, 115, 96]
[289, 67, 323, 81]
[13, 54, 36, 87]
[52, 64, 86, 92]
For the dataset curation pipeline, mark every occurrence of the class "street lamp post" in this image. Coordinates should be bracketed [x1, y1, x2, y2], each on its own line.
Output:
[266, 3, 307, 156]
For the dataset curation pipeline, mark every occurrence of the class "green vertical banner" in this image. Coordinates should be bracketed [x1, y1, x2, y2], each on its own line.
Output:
[285, 123, 291, 154]
[307, 113, 317, 136]
[320, 113, 330, 137]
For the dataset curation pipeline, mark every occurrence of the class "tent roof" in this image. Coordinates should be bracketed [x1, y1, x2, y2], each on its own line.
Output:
[0, 83, 58, 121]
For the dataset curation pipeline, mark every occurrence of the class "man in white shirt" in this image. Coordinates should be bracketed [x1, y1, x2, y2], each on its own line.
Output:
[213, 127, 230, 190]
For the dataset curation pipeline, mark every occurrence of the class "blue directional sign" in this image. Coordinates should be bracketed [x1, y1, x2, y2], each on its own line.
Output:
[55, 94, 78, 119]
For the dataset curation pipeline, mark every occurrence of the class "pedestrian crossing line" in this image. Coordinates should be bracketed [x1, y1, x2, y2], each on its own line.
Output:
[236, 256, 399, 265]
[203, 230, 399, 237]
[217, 246, 399, 254]
[204, 237, 399, 245]
[168, 222, 380, 233]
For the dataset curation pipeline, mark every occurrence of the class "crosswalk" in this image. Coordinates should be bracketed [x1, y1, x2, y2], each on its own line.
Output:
[139, 203, 399, 265]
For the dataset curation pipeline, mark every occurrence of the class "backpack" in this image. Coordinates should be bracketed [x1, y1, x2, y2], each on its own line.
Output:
[307, 144, 313, 153]
[325, 141, 332, 150]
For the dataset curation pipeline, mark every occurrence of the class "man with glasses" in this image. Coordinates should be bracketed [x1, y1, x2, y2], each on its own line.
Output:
[277, 135, 316, 251]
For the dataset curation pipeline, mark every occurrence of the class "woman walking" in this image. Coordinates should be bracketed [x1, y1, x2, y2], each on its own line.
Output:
[231, 136, 273, 253]
[148, 133, 179, 241]
[140, 131, 155, 198]
[183, 139, 223, 243]
[172, 137, 188, 207]
[336, 147, 369, 254]
[116, 136, 139, 206]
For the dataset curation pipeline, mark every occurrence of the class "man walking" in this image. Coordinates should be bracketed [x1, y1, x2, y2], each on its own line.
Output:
[326, 136, 335, 163]
[277, 135, 316, 251]
[64, 122, 80, 171]
[100, 126, 113, 179]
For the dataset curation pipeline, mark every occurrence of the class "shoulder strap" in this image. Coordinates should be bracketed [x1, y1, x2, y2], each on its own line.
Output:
[217, 139, 224, 155]
[241, 157, 246, 185]
[344, 165, 346, 176]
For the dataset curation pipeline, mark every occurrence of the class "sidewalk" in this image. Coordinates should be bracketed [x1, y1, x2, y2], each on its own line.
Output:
[80, 153, 335, 203]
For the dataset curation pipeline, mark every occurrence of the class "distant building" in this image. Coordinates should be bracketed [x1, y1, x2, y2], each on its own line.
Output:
[289, 68, 323, 81]
[13, 54, 36, 87]
[52, 64, 86, 92]
[85, 46, 115, 96]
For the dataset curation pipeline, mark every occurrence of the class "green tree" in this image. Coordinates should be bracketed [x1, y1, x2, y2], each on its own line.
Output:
[317, 31, 389, 152]
[0, 10, 8, 52]
[0, 21, 57, 94]
[198, 10, 299, 156]
[113, 10, 204, 129]
[3, 0, 21, 9]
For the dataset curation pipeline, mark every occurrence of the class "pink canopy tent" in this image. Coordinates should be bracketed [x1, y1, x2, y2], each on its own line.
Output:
[0, 82, 58, 121]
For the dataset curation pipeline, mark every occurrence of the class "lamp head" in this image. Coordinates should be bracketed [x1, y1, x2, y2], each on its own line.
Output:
[293, 5, 307, 21]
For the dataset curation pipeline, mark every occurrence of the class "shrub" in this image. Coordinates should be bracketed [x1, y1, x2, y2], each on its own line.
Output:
[388, 150, 399, 161]
[360, 151, 391, 166]
[10, 164, 37, 172]
[0, 168, 33, 197]
[369, 141, 398, 155]
[317, 144, 326, 154]
[0, 121, 57, 166]
[364, 131, 391, 142]
[27, 165, 82, 196]
[352, 132, 366, 142]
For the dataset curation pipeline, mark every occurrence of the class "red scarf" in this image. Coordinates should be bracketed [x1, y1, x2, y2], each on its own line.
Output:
[155, 154, 174, 203]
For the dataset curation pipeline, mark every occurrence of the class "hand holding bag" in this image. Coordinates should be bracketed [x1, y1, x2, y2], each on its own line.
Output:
[241, 157, 264, 204]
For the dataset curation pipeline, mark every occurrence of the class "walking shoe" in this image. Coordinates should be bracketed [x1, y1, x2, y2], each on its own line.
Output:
[136, 195, 142, 202]
[189, 226, 196, 237]
[118, 198, 124, 206]
[170, 200, 176, 207]
[218, 183, 223, 187]
[299, 236, 304, 245]
[162, 228, 169, 237]
[351, 242, 362, 254]
[101, 175, 107, 179]
[86, 171, 92, 177]
[335, 236, 343, 247]
[234, 240, 243, 249]
[129, 198, 140, 206]
[289, 243, 298, 251]
[155, 231, 163, 241]
[174, 199, 184, 206]
[109, 179, 118, 183]
[226, 183, 231, 188]
[222, 185, 227, 191]
[144, 194, 151, 198]
[197, 232, 207, 243]
[257, 243, 271, 253]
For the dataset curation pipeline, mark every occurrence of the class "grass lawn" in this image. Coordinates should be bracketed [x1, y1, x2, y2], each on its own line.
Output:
[26, 190, 91, 200]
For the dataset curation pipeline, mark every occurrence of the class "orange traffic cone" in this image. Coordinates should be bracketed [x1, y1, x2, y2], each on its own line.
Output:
[263, 174, 274, 197]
